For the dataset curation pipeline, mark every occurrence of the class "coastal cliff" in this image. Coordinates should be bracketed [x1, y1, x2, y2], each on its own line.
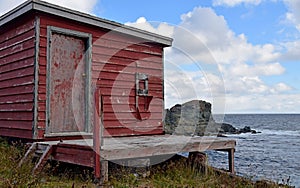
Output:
[164, 100, 258, 136]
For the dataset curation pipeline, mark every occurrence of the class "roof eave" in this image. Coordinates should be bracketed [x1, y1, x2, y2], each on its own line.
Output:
[0, 0, 173, 47]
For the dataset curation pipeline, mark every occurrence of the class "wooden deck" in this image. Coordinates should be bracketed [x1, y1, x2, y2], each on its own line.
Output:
[30, 134, 235, 183]
[40, 135, 235, 160]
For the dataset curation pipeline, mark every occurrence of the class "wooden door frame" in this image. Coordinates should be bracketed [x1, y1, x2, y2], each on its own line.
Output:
[45, 26, 92, 137]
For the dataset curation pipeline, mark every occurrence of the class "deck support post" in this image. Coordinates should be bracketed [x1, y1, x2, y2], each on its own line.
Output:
[188, 152, 208, 174]
[94, 149, 101, 180]
[100, 160, 108, 183]
[228, 148, 235, 174]
[94, 88, 102, 181]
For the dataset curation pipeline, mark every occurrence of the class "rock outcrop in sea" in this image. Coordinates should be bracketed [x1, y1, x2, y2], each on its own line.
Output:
[164, 100, 259, 136]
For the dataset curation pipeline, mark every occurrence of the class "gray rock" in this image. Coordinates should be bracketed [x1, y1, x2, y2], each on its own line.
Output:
[164, 100, 214, 136]
[164, 100, 260, 136]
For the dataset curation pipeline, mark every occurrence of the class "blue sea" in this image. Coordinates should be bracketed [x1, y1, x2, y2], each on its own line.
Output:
[208, 114, 300, 188]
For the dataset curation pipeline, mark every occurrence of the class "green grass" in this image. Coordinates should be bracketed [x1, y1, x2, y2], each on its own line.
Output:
[0, 137, 95, 187]
[108, 158, 291, 188]
[0, 137, 293, 188]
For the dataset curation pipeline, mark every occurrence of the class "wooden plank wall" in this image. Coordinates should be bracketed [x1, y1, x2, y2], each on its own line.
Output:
[0, 15, 36, 139]
[38, 14, 164, 138]
[52, 144, 94, 168]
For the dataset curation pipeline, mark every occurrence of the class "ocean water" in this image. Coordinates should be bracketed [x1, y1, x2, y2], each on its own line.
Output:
[208, 114, 300, 188]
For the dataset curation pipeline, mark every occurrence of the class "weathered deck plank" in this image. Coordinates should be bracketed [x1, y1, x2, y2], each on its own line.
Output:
[41, 135, 235, 152]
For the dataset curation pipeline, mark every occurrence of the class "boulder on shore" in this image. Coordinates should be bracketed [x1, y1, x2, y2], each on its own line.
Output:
[164, 100, 260, 136]
[164, 100, 214, 136]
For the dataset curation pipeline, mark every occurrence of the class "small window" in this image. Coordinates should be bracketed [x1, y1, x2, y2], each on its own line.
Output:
[136, 73, 148, 96]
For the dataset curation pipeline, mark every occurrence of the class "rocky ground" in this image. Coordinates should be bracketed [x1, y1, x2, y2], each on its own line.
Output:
[164, 100, 259, 136]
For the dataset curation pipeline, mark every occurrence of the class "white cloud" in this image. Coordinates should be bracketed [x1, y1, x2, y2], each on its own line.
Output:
[125, 17, 174, 38]
[177, 7, 292, 103]
[256, 62, 285, 76]
[227, 62, 285, 77]
[48, 0, 98, 13]
[274, 82, 292, 92]
[164, 69, 199, 108]
[280, 40, 300, 62]
[125, 6, 297, 113]
[225, 93, 299, 113]
[0, 0, 98, 15]
[176, 7, 281, 65]
[212, 0, 262, 7]
[284, 0, 300, 31]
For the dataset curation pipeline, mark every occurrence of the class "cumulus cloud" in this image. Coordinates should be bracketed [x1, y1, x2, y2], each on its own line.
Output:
[225, 93, 299, 113]
[212, 0, 262, 7]
[164, 69, 199, 108]
[273, 82, 292, 92]
[212, 0, 300, 34]
[174, 7, 288, 101]
[280, 40, 300, 62]
[227, 62, 285, 77]
[126, 6, 296, 113]
[179, 7, 281, 65]
[0, 0, 98, 15]
[47, 0, 98, 13]
[125, 17, 174, 38]
[284, 0, 300, 31]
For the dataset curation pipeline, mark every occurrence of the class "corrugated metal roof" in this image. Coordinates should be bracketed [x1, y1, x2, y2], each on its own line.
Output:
[0, 0, 173, 46]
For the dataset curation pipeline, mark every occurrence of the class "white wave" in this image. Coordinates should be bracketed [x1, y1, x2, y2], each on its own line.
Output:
[223, 129, 300, 139]
[258, 129, 300, 136]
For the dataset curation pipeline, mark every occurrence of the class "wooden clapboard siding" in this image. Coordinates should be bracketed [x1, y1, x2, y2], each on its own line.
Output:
[37, 13, 165, 138]
[52, 144, 94, 167]
[92, 32, 164, 136]
[0, 15, 36, 139]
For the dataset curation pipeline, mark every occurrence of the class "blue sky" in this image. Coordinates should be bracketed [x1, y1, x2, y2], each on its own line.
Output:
[96, 0, 300, 113]
[1, 0, 300, 113]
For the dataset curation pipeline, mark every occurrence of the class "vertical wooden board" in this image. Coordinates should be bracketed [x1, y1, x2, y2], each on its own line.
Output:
[37, 25, 48, 138]
[228, 148, 235, 174]
[48, 33, 86, 133]
[37, 129, 45, 139]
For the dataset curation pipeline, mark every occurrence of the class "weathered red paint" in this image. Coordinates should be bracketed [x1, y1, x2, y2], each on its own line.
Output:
[36, 14, 166, 138]
[0, 15, 35, 139]
[94, 88, 101, 179]
[52, 145, 94, 167]
[48, 33, 86, 134]
[0, 2, 170, 140]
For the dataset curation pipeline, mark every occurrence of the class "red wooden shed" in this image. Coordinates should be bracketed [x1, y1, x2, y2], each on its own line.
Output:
[1, 2, 237, 182]
[0, 0, 172, 140]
